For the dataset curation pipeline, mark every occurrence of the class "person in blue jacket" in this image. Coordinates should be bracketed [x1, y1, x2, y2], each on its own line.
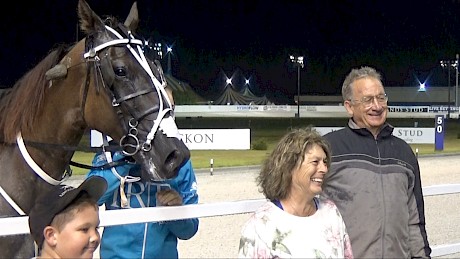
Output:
[87, 150, 199, 259]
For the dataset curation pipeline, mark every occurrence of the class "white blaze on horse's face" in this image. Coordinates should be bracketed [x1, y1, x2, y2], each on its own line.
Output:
[159, 116, 182, 140]
[145, 155, 160, 180]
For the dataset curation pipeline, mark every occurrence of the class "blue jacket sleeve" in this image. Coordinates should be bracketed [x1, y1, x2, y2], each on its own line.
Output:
[86, 151, 135, 205]
[165, 159, 199, 240]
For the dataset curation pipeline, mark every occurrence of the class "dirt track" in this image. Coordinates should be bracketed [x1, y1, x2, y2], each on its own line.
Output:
[177, 154, 460, 258]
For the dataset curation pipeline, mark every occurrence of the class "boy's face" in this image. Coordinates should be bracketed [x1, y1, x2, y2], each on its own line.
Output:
[47, 205, 101, 259]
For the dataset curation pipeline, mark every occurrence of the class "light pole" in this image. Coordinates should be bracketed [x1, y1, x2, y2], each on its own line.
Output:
[166, 45, 173, 75]
[153, 42, 162, 59]
[441, 59, 459, 117]
[290, 55, 304, 118]
[456, 54, 459, 108]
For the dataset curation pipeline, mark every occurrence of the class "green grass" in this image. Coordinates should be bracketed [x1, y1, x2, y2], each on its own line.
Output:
[70, 117, 460, 175]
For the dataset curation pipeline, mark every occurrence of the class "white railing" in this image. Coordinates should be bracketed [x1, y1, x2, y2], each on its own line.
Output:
[422, 184, 460, 257]
[1, 184, 459, 257]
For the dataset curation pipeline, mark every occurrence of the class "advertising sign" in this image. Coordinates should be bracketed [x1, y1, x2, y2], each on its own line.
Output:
[91, 129, 251, 150]
[315, 127, 435, 144]
[179, 129, 250, 150]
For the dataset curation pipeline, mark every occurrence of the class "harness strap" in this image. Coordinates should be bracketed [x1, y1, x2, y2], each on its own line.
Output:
[0, 141, 38, 255]
[1, 135, 40, 256]
[69, 159, 129, 170]
[0, 185, 25, 215]
[115, 88, 153, 103]
[16, 132, 68, 186]
[81, 53, 92, 122]
[83, 38, 145, 58]
[135, 106, 159, 122]
[22, 140, 122, 153]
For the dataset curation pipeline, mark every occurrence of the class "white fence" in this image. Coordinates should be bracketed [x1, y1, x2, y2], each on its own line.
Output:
[1, 184, 460, 257]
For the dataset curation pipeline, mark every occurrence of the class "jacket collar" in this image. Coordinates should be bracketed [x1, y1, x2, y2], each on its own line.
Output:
[347, 118, 394, 140]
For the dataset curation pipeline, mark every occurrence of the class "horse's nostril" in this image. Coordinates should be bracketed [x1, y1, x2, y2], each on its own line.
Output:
[165, 150, 179, 168]
[165, 149, 188, 176]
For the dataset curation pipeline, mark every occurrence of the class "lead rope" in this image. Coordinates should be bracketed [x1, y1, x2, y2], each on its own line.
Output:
[100, 133, 140, 208]
[141, 183, 152, 259]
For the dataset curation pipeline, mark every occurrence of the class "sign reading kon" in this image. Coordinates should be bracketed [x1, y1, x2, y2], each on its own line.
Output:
[179, 129, 250, 150]
[91, 129, 251, 150]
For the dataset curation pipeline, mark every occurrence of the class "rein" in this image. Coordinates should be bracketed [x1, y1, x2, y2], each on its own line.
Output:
[22, 140, 122, 153]
[20, 140, 126, 170]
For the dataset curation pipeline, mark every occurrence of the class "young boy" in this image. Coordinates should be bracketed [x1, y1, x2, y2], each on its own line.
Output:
[28, 176, 107, 259]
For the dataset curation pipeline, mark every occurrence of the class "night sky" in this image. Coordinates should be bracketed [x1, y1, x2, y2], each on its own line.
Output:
[2, 0, 460, 104]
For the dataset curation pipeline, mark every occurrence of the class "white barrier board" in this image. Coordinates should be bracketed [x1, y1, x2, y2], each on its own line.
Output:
[1, 185, 459, 257]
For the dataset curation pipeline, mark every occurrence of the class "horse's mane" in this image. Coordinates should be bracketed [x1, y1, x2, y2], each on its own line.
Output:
[0, 45, 69, 142]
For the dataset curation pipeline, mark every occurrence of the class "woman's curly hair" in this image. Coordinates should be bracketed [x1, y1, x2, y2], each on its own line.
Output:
[256, 126, 331, 200]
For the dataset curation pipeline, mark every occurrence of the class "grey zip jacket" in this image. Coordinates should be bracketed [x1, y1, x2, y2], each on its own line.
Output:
[321, 119, 431, 258]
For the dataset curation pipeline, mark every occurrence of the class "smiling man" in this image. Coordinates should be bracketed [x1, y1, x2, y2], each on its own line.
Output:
[321, 66, 431, 258]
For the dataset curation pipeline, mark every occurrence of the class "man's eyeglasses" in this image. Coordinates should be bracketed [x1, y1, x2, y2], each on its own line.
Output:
[350, 94, 388, 107]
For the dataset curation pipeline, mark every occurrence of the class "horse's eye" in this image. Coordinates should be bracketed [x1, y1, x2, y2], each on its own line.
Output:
[114, 67, 127, 77]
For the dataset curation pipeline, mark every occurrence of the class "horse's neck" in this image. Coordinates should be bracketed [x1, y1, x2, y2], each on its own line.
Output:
[20, 61, 88, 178]
[0, 145, 49, 215]
[28, 117, 85, 176]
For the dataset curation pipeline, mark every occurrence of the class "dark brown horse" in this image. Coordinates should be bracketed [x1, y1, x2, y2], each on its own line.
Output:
[0, 1, 189, 257]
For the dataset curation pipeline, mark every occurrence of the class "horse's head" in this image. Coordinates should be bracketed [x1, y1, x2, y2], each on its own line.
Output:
[69, 0, 189, 180]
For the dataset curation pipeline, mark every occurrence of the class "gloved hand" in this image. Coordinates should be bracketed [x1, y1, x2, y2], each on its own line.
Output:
[156, 189, 183, 206]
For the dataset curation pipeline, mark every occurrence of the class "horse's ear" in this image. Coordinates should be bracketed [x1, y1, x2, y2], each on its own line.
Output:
[77, 0, 106, 34]
[124, 2, 139, 32]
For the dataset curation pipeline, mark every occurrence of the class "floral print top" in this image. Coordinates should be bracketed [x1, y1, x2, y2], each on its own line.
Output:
[238, 197, 353, 258]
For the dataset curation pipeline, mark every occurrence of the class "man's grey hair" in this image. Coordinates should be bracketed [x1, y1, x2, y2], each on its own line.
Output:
[342, 66, 383, 101]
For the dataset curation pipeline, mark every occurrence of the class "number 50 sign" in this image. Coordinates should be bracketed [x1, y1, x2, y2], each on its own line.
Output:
[435, 115, 444, 151]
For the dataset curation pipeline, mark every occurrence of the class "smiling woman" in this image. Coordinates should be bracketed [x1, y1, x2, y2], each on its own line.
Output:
[238, 127, 353, 258]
